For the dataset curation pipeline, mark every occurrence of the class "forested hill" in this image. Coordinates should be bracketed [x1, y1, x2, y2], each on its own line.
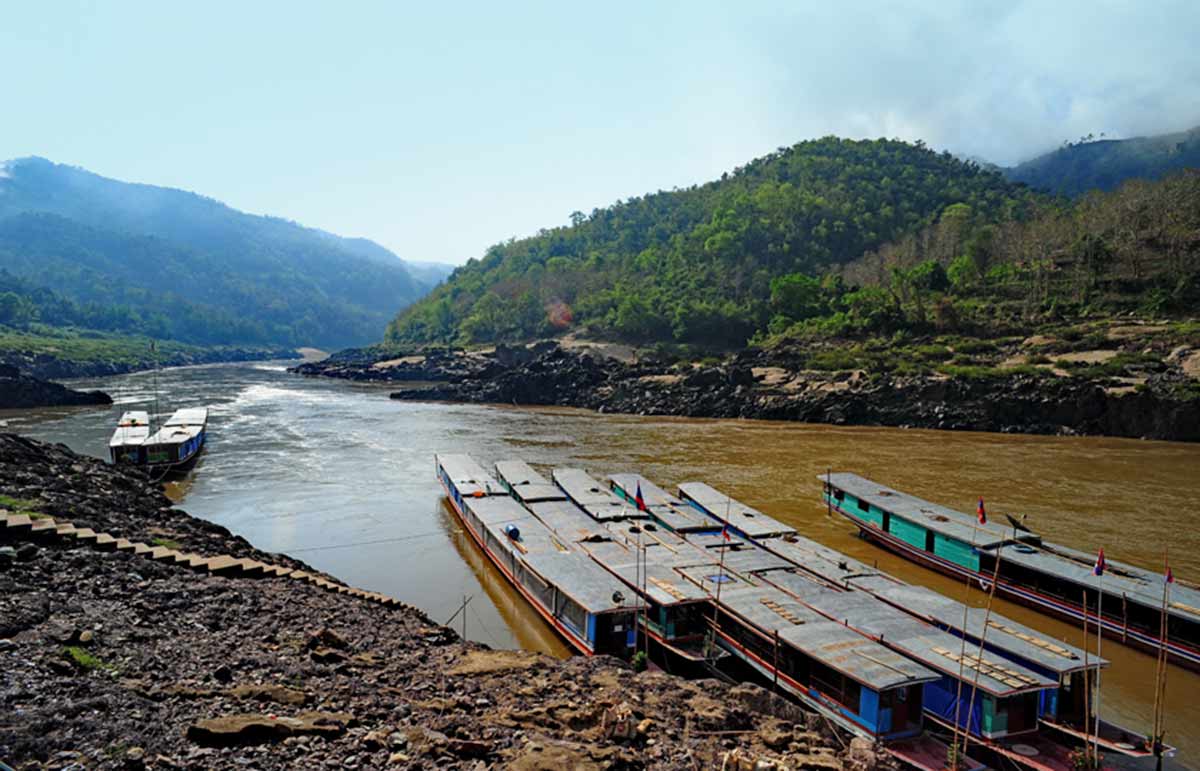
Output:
[0, 157, 444, 348]
[1004, 125, 1200, 196]
[387, 137, 1043, 347]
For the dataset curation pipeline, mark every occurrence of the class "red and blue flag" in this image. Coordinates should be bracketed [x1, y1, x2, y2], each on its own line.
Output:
[1093, 547, 1106, 576]
[977, 497, 987, 526]
[634, 482, 647, 512]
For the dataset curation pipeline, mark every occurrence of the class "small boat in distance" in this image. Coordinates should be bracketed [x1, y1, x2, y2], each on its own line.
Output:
[141, 407, 209, 474]
[108, 410, 150, 465]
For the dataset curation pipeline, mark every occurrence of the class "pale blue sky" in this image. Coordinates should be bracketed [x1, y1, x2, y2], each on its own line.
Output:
[3, 1, 1198, 264]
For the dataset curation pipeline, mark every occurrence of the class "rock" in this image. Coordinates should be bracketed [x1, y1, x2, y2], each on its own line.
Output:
[311, 646, 348, 664]
[0, 546, 15, 570]
[214, 665, 234, 683]
[446, 738, 494, 758]
[362, 729, 391, 750]
[15, 543, 39, 562]
[387, 753, 409, 765]
[230, 684, 308, 706]
[186, 712, 354, 747]
[0, 639, 16, 651]
[77, 630, 95, 645]
[309, 627, 351, 650]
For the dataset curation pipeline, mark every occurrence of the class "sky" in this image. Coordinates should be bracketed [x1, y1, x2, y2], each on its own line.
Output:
[3, 1, 1198, 265]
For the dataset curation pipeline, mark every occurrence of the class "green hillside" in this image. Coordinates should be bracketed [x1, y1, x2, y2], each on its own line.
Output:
[1004, 125, 1200, 196]
[0, 157, 440, 348]
[388, 137, 1043, 347]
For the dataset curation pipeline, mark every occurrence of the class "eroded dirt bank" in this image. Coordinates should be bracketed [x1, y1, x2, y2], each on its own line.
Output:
[0, 434, 864, 770]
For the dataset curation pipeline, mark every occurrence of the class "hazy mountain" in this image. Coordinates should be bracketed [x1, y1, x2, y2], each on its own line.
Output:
[1004, 125, 1200, 196]
[0, 157, 434, 347]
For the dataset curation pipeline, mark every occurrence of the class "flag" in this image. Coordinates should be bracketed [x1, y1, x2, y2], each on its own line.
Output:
[1093, 547, 1106, 577]
[1166, 565, 1175, 584]
[634, 482, 647, 512]
[977, 497, 987, 526]
[722, 524, 731, 541]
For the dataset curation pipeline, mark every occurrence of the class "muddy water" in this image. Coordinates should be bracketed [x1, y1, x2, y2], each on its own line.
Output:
[6, 362, 1199, 756]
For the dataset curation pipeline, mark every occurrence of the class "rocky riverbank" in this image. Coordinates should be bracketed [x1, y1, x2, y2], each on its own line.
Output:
[0, 364, 112, 410]
[0, 434, 862, 770]
[292, 328, 1200, 442]
[0, 346, 302, 381]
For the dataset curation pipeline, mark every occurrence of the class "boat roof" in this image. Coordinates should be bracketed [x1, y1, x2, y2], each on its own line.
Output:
[437, 454, 507, 497]
[495, 460, 567, 503]
[463, 494, 533, 526]
[522, 551, 641, 614]
[862, 581, 1104, 675]
[719, 585, 939, 691]
[553, 468, 646, 521]
[608, 473, 713, 531]
[677, 482, 797, 538]
[144, 422, 202, 446]
[824, 473, 1009, 549]
[604, 560, 712, 605]
[759, 535, 883, 586]
[798, 589, 1055, 696]
[993, 542, 1200, 622]
[163, 407, 208, 427]
[708, 544, 795, 576]
[779, 621, 941, 691]
[526, 499, 612, 543]
[676, 563, 757, 595]
[110, 411, 151, 447]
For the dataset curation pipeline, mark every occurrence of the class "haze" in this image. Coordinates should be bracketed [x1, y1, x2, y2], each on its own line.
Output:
[3, 0, 1197, 265]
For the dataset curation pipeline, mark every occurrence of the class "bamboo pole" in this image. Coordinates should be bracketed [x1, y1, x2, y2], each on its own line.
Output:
[949, 522, 978, 760]
[1082, 590, 1092, 767]
[958, 537, 1005, 761]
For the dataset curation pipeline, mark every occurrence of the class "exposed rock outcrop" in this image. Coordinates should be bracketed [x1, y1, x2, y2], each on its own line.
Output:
[0, 364, 112, 409]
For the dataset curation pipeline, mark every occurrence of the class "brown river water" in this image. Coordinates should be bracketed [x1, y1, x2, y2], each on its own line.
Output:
[5, 361, 1199, 757]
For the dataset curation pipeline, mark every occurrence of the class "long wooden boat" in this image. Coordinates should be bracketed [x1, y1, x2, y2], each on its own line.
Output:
[141, 407, 208, 474]
[822, 473, 1200, 672]
[493, 460, 715, 669]
[435, 454, 638, 657]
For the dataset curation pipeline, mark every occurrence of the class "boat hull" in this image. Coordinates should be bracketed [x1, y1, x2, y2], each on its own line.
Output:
[835, 503, 1200, 671]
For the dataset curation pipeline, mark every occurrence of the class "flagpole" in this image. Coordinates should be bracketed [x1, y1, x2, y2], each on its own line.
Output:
[1095, 571, 1103, 760]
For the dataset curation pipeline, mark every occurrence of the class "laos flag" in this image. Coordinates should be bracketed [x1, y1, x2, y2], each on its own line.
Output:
[1093, 548, 1106, 576]
[635, 482, 647, 512]
[977, 498, 987, 526]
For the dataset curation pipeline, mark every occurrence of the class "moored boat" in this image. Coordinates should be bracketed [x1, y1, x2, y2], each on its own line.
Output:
[141, 407, 208, 474]
[822, 472, 1200, 672]
[435, 454, 639, 657]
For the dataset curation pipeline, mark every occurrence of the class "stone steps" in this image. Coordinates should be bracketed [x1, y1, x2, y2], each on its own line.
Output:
[0, 508, 402, 609]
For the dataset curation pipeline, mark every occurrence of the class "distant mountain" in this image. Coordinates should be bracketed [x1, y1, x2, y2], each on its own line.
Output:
[404, 260, 457, 288]
[0, 157, 433, 347]
[1004, 125, 1200, 196]
[388, 137, 1044, 347]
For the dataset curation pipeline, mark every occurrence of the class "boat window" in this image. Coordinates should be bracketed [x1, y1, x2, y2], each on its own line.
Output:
[857, 498, 869, 512]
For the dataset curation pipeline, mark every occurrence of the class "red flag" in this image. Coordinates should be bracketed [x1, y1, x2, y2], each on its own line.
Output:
[1093, 548, 1106, 576]
[634, 482, 647, 512]
[1166, 565, 1175, 585]
[977, 497, 987, 526]
[722, 524, 731, 541]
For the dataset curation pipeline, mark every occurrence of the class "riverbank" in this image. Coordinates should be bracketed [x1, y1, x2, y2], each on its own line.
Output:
[0, 364, 112, 410]
[0, 327, 302, 380]
[292, 321, 1200, 442]
[0, 433, 855, 770]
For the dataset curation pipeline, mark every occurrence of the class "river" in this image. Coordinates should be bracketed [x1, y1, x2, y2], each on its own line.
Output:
[5, 361, 1199, 757]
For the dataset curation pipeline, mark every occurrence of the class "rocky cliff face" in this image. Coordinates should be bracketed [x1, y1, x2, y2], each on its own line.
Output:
[0, 364, 112, 409]
[0, 434, 859, 770]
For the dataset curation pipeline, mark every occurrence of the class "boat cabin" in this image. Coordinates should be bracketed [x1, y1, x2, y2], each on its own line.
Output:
[608, 473, 713, 531]
[141, 408, 208, 467]
[109, 410, 150, 464]
[553, 467, 646, 521]
[678, 481, 797, 539]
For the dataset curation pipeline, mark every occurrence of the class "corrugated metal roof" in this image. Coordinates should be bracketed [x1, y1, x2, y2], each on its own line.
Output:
[437, 454, 507, 497]
[110, 411, 151, 447]
[603, 561, 712, 605]
[759, 535, 882, 586]
[677, 482, 797, 538]
[522, 551, 640, 614]
[527, 499, 612, 543]
[608, 473, 713, 531]
[163, 407, 208, 427]
[554, 468, 646, 521]
[495, 460, 567, 503]
[825, 473, 1007, 548]
[864, 582, 1102, 674]
[780, 621, 941, 690]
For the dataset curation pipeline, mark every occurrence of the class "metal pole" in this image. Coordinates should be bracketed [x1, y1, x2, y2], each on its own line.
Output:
[1095, 577, 1103, 760]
